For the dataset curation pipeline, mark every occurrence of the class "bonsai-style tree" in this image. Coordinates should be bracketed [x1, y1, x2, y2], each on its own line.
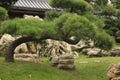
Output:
[0, 0, 115, 62]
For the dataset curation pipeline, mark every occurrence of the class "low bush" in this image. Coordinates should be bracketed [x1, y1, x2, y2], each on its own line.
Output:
[116, 30, 120, 37]
[0, 7, 8, 21]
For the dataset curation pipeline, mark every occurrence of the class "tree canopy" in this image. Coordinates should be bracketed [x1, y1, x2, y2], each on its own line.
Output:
[50, 0, 93, 14]
[0, 0, 18, 9]
[0, 13, 115, 50]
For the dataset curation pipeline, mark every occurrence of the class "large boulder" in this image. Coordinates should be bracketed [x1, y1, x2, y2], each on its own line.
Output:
[107, 63, 120, 80]
[38, 39, 94, 58]
[108, 48, 120, 56]
[24, 14, 43, 21]
[14, 53, 39, 63]
[0, 34, 37, 55]
[0, 33, 15, 45]
[50, 54, 75, 70]
[82, 48, 108, 57]
[15, 43, 28, 53]
[39, 39, 107, 58]
[50, 55, 59, 66]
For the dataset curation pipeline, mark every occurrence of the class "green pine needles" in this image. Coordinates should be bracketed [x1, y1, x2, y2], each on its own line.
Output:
[0, 13, 115, 50]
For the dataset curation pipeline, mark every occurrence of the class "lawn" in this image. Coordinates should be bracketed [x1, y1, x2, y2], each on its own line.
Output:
[0, 56, 120, 80]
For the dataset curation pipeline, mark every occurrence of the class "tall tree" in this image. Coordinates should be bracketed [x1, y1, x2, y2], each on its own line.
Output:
[0, 0, 18, 9]
[50, 0, 93, 14]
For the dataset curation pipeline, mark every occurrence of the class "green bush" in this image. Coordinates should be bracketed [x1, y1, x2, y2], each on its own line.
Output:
[0, 7, 8, 21]
[94, 30, 115, 50]
[116, 30, 120, 37]
[45, 10, 62, 21]
[109, 27, 119, 36]
[105, 29, 114, 36]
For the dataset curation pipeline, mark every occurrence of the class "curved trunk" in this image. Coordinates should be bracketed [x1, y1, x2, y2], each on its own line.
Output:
[5, 36, 36, 62]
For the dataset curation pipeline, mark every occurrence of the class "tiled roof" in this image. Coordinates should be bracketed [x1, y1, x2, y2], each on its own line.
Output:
[12, 0, 53, 10]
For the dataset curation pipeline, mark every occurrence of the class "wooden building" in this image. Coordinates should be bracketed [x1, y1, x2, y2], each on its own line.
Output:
[8, 0, 53, 18]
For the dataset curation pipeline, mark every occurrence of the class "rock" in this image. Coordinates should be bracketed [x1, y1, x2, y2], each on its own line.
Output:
[0, 33, 15, 45]
[24, 14, 43, 21]
[26, 42, 36, 53]
[72, 51, 79, 58]
[57, 64, 75, 70]
[0, 34, 29, 54]
[59, 59, 74, 64]
[0, 34, 40, 55]
[15, 43, 28, 53]
[107, 63, 120, 80]
[59, 54, 74, 59]
[107, 65, 117, 80]
[94, 60, 100, 63]
[50, 54, 75, 70]
[14, 53, 39, 63]
[112, 77, 120, 80]
[82, 48, 106, 57]
[50, 56, 59, 66]
[40, 39, 79, 58]
[108, 48, 120, 56]
[79, 61, 88, 64]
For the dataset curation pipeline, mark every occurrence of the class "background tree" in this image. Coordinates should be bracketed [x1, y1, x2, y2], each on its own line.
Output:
[50, 0, 93, 14]
[0, 7, 8, 27]
[87, 0, 120, 42]
[0, 7, 8, 21]
[0, 0, 18, 9]
[111, 0, 120, 9]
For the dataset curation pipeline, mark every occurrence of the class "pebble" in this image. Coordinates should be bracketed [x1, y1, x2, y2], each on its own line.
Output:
[79, 61, 88, 64]
[94, 60, 100, 63]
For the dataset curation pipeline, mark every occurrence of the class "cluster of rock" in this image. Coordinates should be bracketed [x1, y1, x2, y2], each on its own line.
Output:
[50, 54, 75, 70]
[0, 34, 36, 54]
[42, 39, 79, 58]
[0, 34, 38, 62]
[107, 63, 120, 80]
[24, 14, 43, 21]
[82, 47, 109, 57]
[40, 39, 108, 58]
[1, 33, 120, 63]
[108, 48, 120, 56]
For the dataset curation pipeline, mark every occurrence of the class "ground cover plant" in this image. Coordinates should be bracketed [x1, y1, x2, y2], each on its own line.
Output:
[0, 56, 120, 80]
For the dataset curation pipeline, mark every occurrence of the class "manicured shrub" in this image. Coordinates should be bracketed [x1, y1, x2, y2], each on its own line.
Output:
[0, 7, 8, 21]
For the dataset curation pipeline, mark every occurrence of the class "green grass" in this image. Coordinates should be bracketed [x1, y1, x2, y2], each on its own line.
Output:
[0, 56, 120, 80]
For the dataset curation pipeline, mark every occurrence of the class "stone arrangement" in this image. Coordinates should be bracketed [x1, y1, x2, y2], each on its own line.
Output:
[50, 54, 75, 70]
[14, 53, 40, 63]
[107, 63, 120, 80]
[108, 48, 120, 56]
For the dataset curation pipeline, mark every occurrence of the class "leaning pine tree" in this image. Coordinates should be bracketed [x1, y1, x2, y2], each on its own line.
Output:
[0, 0, 115, 62]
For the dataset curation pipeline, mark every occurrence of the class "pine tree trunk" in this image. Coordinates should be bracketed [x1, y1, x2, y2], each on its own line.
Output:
[5, 36, 37, 62]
